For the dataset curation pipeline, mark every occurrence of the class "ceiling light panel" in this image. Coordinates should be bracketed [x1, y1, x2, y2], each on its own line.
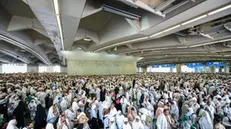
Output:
[208, 4, 231, 15]
[182, 14, 207, 26]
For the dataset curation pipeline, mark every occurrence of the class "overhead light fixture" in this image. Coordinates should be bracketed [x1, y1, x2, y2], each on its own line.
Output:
[83, 30, 92, 42]
[163, 25, 181, 33]
[102, 4, 141, 20]
[94, 5, 231, 53]
[53, 0, 64, 51]
[114, 47, 117, 51]
[0, 34, 49, 64]
[208, 4, 231, 15]
[176, 46, 188, 48]
[77, 47, 82, 50]
[150, 32, 163, 38]
[83, 37, 92, 42]
[129, 36, 149, 42]
[219, 38, 231, 42]
[199, 32, 214, 39]
[150, 25, 181, 38]
[95, 36, 149, 52]
[181, 14, 207, 26]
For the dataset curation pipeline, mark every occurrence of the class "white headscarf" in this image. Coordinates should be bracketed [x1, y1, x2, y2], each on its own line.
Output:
[156, 113, 168, 129]
[132, 116, 144, 129]
[110, 106, 117, 117]
[198, 109, 213, 129]
[45, 123, 54, 129]
[57, 117, 71, 129]
[6, 119, 18, 129]
[109, 117, 116, 129]
[71, 101, 79, 113]
[123, 118, 131, 129]
[116, 111, 124, 129]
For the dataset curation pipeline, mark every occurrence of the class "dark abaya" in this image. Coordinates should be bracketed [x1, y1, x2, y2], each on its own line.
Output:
[13, 101, 26, 128]
[34, 104, 47, 129]
[100, 90, 105, 102]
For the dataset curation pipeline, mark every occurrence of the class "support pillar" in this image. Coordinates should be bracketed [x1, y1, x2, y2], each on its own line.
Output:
[210, 66, 216, 73]
[0, 64, 2, 74]
[224, 66, 230, 73]
[170, 67, 173, 72]
[195, 68, 199, 73]
[176, 64, 181, 73]
[141, 66, 147, 72]
[219, 67, 223, 73]
[61, 66, 67, 73]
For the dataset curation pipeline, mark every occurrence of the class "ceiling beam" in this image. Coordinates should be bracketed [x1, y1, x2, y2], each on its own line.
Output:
[125, 18, 141, 32]
[0, 49, 30, 63]
[155, 0, 176, 12]
[90, 0, 231, 52]
[7, 16, 49, 37]
[74, 28, 99, 44]
[26, 0, 64, 62]
[0, 7, 51, 64]
[0, 57, 11, 63]
[224, 24, 231, 32]
[60, 0, 87, 50]
[81, 0, 102, 18]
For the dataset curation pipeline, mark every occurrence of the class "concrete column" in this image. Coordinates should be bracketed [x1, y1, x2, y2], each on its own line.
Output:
[176, 64, 181, 73]
[170, 67, 173, 72]
[27, 65, 38, 73]
[224, 66, 230, 73]
[210, 66, 216, 73]
[195, 68, 198, 73]
[0, 64, 2, 74]
[219, 67, 223, 73]
[61, 66, 67, 73]
[141, 66, 147, 72]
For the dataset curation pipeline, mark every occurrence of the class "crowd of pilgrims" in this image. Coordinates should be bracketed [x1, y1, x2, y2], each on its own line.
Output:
[0, 73, 231, 129]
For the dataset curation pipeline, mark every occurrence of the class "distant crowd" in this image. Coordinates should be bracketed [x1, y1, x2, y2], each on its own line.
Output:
[0, 73, 231, 129]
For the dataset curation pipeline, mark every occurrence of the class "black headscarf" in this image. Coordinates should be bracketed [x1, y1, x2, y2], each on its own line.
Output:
[34, 104, 47, 129]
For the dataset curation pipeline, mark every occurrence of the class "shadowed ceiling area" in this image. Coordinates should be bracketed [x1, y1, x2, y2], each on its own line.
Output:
[0, 0, 230, 66]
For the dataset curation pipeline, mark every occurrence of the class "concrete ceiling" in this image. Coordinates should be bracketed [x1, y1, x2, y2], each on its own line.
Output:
[0, 0, 230, 66]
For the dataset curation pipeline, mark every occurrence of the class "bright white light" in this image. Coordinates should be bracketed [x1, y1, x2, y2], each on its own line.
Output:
[53, 65, 61, 72]
[219, 38, 231, 42]
[162, 24, 181, 33]
[77, 47, 82, 50]
[95, 36, 149, 52]
[208, 4, 231, 15]
[181, 14, 207, 25]
[2, 64, 27, 73]
[39, 65, 48, 73]
[83, 37, 92, 42]
[129, 36, 149, 42]
[176, 46, 188, 48]
[54, 0, 59, 15]
[149, 31, 163, 38]
[199, 32, 214, 39]
[54, 0, 64, 51]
